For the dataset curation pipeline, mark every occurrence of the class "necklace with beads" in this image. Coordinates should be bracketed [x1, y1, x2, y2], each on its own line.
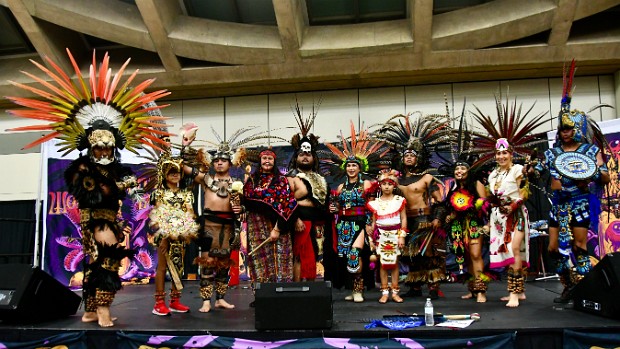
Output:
[493, 166, 511, 192]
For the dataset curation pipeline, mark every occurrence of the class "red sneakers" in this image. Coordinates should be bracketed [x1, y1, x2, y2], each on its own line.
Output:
[169, 299, 190, 313]
[152, 300, 171, 316]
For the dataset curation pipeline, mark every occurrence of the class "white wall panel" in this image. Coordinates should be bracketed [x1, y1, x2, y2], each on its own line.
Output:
[599, 75, 617, 121]
[359, 87, 405, 128]
[0, 153, 41, 201]
[406, 84, 454, 117]
[175, 98, 224, 147]
[500, 78, 554, 134]
[225, 95, 269, 146]
[453, 81, 500, 134]
[312, 90, 358, 143]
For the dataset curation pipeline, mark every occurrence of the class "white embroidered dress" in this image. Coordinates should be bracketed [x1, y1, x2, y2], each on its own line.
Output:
[367, 195, 407, 268]
[488, 164, 530, 269]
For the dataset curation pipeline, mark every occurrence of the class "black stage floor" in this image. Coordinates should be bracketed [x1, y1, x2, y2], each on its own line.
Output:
[1, 277, 619, 348]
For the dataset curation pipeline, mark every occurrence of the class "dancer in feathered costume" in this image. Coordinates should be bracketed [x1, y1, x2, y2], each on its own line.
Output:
[441, 109, 492, 302]
[174, 125, 285, 310]
[469, 93, 549, 307]
[185, 125, 274, 312]
[321, 121, 389, 302]
[6, 49, 172, 326]
[374, 111, 454, 300]
[534, 60, 613, 304]
[285, 98, 331, 282]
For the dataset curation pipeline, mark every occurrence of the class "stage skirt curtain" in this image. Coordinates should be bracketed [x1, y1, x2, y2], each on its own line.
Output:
[0, 331, 86, 349]
[564, 329, 620, 348]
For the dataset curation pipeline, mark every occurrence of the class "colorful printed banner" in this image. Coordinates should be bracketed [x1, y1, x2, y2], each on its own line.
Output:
[117, 332, 516, 349]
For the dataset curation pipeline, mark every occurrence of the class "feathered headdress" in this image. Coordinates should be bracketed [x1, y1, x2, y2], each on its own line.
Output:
[288, 97, 322, 171]
[6, 49, 172, 155]
[558, 60, 588, 142]
[556, 60, 613, 155]
[468, 93, 550, 169]
[200, 125, 277, 168]
[377, 168, 400, 185]
[374, 110, 455, 172]
[321, 120, 390, 178]
[155, 152, 184, 190]
[435, 99, 479, 176]
[137, 147, 182, 192]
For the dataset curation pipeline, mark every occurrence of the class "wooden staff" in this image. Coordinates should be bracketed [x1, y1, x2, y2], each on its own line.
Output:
[386, 312, 481, 321]
[249, 238, 272, 256]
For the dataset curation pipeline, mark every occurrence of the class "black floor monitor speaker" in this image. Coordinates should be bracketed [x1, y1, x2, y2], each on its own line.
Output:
[572, 253, 620, 319]
[254, 281, 333, 330]
[0, 264, 81, 323]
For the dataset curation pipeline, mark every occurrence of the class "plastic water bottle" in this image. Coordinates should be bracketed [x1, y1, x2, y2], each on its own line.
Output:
[424, 298, 434, 326]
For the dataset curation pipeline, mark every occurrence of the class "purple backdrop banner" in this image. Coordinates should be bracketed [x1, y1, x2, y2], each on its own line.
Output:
[44, 157, 156, 288]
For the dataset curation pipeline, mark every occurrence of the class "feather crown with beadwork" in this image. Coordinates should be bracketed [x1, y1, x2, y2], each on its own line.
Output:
[201, 125, 279, 168]
[373, 109, 456, 172]
[6, 49, 173, 155]
[320, 120, 390, 178]
[555, 60, 614, 156]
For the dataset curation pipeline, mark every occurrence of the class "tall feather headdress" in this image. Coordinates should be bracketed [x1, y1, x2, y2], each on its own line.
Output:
[288, 96, 322, 171]
[468, 93, 550, 169]
[373, 110, 456, 172]
[556, 60, 614, 159]
[320, 120, 390, 178]
[6, 48, 172, 155]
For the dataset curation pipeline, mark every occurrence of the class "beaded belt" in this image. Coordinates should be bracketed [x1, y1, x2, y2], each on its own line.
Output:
[406, 207, 431, 217]
[341, 207, 366, 216]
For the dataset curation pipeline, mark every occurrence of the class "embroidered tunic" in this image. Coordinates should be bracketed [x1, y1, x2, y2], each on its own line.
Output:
[149, 188, 198, 245]
[488, 164, 530, 269]
[445, 185, 484, 272]
[336, 182, 368, 257]
[367, 195, 407, 268]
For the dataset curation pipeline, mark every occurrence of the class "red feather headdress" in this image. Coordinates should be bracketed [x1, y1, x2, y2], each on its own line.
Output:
[468, 93, 550, 170]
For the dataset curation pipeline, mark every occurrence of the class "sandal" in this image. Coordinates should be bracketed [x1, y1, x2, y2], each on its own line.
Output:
[378, 288, 389, 304]
[378, 294, 389, 304]
[391, 288, 403, 303]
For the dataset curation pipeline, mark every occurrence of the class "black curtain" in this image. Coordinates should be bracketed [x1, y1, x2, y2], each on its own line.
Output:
[0, 200, 37, 265]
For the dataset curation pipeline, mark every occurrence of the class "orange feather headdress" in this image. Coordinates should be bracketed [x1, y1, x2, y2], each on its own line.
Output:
[6, 48, 173, 155]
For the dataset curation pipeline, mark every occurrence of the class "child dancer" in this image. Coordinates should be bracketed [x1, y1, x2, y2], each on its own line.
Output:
[367, 169, 407, 303]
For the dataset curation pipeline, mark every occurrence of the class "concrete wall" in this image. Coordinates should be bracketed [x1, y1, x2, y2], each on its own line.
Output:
[0, 75, 616, 201]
